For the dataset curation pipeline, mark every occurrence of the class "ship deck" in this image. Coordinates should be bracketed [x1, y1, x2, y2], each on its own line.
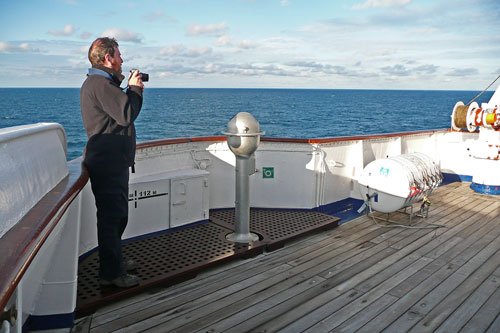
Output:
[73, 181, 500, 332]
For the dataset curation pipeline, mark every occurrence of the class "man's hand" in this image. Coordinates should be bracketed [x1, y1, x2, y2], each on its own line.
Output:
[128, 70, 144, 89]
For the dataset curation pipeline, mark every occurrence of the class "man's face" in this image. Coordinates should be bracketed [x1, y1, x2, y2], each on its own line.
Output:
[109, 46, 123, 73]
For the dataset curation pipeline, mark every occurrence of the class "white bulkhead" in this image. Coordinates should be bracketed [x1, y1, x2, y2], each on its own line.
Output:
[126, 169, 209, 238]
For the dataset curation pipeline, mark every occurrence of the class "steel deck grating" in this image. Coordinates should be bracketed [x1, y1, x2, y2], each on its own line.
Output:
[210, 208, 340, 251]
[76, 222, 264, 317]
[76, 209, 340, 317]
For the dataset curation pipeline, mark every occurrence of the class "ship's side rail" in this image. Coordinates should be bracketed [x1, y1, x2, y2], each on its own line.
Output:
[0, 161, 88, 329]
[0, 123, 88, 331]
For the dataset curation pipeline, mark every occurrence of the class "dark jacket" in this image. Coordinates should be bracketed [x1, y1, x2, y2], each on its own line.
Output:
[80, 65, 143, 172]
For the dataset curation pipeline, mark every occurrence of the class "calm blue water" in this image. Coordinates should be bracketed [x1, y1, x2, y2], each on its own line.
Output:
[0, 88, 494, 161]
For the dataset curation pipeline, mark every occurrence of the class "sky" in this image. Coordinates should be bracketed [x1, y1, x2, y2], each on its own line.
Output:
[0, 0, 499, 90]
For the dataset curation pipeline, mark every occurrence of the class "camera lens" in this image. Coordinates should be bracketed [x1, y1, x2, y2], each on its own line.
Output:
[141, 73, 149, 82]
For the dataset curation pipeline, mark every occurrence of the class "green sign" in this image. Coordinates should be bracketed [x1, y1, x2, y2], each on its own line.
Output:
[263, 167, 274, 179]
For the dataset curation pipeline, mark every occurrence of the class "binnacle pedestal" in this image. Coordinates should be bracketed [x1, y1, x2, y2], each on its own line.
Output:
[222, 112, 265, 243]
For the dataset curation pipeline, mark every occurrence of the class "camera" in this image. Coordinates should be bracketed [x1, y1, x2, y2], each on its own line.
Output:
[130, 69, 149, 82]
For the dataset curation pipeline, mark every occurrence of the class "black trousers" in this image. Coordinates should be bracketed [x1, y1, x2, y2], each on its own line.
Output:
[88, 166, 129, 280]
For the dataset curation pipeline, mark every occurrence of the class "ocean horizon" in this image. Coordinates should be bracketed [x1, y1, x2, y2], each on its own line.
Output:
[0, 88, 494, 160]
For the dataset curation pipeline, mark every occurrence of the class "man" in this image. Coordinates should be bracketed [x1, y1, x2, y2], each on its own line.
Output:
[80, 37, 144, 288]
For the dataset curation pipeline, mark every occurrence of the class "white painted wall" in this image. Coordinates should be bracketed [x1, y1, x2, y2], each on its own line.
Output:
[0, 123, 68, 239]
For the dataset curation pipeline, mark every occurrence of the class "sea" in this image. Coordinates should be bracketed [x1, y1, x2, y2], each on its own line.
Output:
[0, 88, 494, 161]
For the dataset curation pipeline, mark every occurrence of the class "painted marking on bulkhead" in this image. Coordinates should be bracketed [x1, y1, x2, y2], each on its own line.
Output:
[263, 167, 274, 179]
[128, 189, 168, 208]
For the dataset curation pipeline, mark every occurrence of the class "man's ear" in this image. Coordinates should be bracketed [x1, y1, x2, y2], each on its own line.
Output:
[103, 53, 112, 67]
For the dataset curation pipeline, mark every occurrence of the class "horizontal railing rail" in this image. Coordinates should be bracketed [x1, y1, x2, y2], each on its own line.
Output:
[136, 128, 452, 150]
[0, 160, 88, 312]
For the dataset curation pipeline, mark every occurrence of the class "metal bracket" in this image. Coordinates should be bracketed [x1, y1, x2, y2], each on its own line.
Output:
[357, 192, 378, 214]
[1, 306, 17, 327]
[402, 199, 430, 225]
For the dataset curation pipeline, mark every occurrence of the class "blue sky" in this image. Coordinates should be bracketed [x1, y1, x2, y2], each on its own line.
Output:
[0, 0, 499, 89]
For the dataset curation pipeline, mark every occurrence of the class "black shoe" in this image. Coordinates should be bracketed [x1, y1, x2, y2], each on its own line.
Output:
[125, 258, 137, 271]
[100, 274, 140, 288]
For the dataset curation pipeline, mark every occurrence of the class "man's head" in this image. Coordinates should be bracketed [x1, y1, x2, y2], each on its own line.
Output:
[88, 37, 123, 73]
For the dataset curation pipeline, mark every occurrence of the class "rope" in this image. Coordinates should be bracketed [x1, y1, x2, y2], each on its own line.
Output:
[453, 104, 468, 128]
[369, 213, 445, 229]
[466, 73, 500, 106]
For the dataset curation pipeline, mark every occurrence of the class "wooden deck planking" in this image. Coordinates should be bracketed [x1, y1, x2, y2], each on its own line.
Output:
[76, 182, 500, 332]
[463, 276, 500, 332]
[94, 184, 450, 330]
[220, 191, 479, 332]
[436, 275, 500, 332]
[360, 217, 500, 332]
[90, 216, 376, 332]
[406, 232, 500, 332]
[114, 187, 446, 330]
[133, 227, 398, 332]
[330, 294, 399, 332]
[360, 206, 500, 331]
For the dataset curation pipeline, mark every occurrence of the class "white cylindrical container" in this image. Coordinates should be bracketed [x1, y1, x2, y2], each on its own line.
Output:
[358, 153, 442, 213]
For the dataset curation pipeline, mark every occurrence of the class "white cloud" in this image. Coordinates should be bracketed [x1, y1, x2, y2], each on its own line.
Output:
[159, 44, 212, 58]
[48, 24, 76, 36]
[68, 58, 88, 69]
[415, 64, 439, 74]
[446, 68, 478, 77]
[0, 42, 40, 53]
[80, 31, 93, 39]
[186, 22, 228, 37]
[352, 0, 412, 10]
[213, 35, 258, 50]
[142, 10, 176, 23]
[381, 64, 411, 76]
[237, 40, 258, 49]
[216, 63, 295, 77]
[285, 61, 364, 77]
[154, 59, 372, 79]
[160, 44, 186, 56]
[214, 35, 232, 46]
[185, 47, 212, 57]
[143, 10, 163, 21]
[156, 62, 294, 77]
[101, 28, 143, 43]
[281, 0, 290, 6]
[286, 61, 324, 69]
[406, 28, 439, 35]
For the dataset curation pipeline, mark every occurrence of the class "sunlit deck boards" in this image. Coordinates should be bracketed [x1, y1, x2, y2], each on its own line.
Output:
[75, 181, 500, 332]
